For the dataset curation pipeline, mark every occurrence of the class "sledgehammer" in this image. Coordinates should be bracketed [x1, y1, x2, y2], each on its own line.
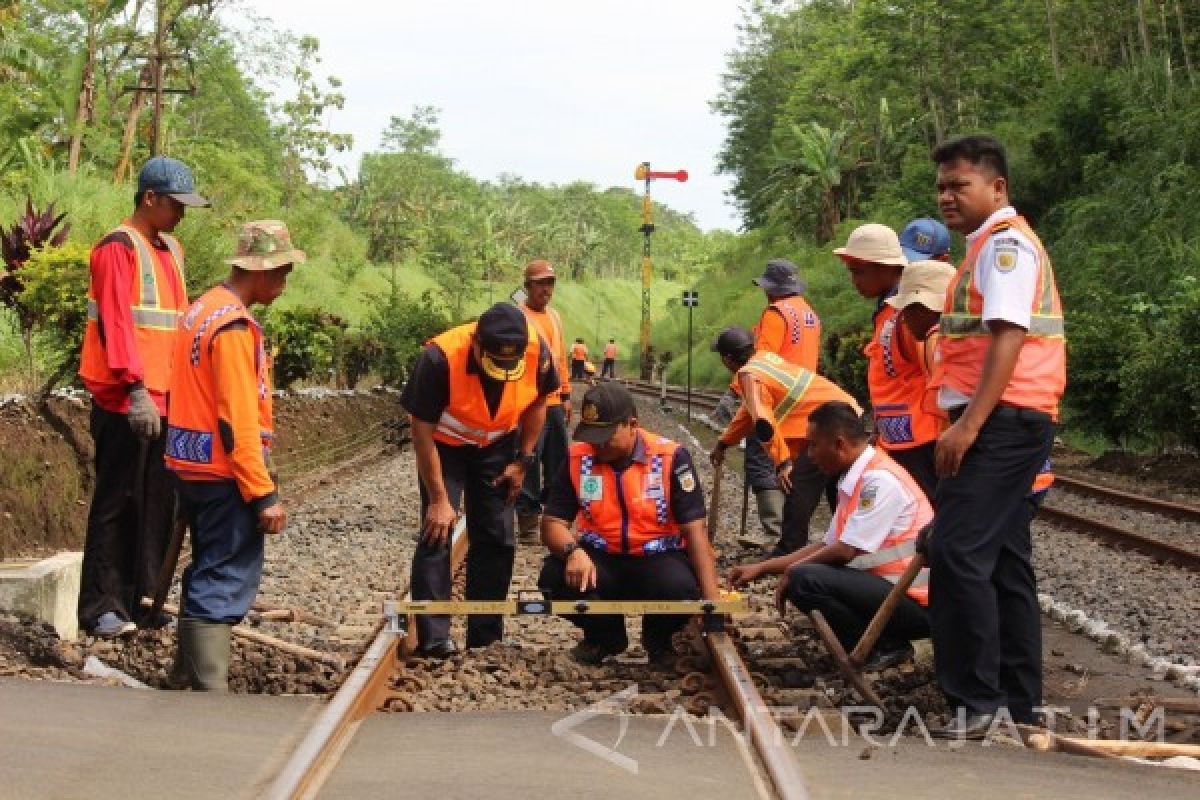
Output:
[810, 552, 927, 709]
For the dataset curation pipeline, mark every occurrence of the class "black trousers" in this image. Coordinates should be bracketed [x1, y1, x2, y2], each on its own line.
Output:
[516, 404, 568, 516]
[787, 563, 929, 653]
[78, 406, 176, 628]
[887, 442, 938, 505]
[600, 358, 616, 379]
[410, 435, 517, 648]
[776, 449, 832, 554]
[929, 410, 1053, 722]
[537, 548, 700, 653]
[570, 359, 586, 381]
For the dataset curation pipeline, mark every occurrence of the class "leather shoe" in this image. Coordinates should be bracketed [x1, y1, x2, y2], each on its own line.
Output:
[863, 643, 914, 672]
[416, 639, 458, 659]
[930, 712, 995, 740]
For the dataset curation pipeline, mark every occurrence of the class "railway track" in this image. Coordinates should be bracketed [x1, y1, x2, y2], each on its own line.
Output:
[264, 521, 811, 800]
[620, 378, 1200, 572]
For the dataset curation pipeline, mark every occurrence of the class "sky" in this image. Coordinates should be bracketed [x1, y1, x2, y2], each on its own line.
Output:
[236, 0, 745, 231]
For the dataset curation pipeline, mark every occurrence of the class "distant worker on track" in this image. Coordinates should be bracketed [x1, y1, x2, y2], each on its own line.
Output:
[925, 134, 1065, 739]
[601, 339, 617, 379]
[165, 220, 301, 691]
[570, 338, 589, 381]
[745, 259, 822, 552]
[77, 156, 208, 638]
[538, 383, 720, 666]
[403, 303, 559, 657]
[516, 260, 573, 545]
[835, 220, 950, 501]
[730, 401, 932, 671]
[710, 327, 860, 556]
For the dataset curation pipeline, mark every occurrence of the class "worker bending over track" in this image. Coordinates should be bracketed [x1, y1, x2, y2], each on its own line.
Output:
[730, 401, 932, 671]
[710, 326, 859, 556]
[403, 303, 559, 657]
[538, 383, 720, 667]
[165, 220, 301, 690]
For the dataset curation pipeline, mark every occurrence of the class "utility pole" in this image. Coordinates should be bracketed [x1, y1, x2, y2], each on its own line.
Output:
[121, 2, 197, 160]
[633, 162, 687, 380]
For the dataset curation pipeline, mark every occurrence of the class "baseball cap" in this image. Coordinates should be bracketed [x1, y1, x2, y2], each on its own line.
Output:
[475, 303, 531, 381]
[137, 156, 210, 207]
[886, 260, 958, 312]
[752, 259, 806, 295]
[573, 383, 637, 444]
[899, 218, 951, 262]
[225, 220, 307, 271]
[833, 224, 906, 266]
[711, 326, 755, 358]
[524, 259, 555, 282]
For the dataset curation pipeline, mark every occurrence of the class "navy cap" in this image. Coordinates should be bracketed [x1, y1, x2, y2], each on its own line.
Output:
[475, 303, 530, 381]
[573, 383, 637, 444]
[899, 218, 951, 262]
[752, 258, 806, 295]
[137, 157, 210, 207]
[712, 325, 755, 359]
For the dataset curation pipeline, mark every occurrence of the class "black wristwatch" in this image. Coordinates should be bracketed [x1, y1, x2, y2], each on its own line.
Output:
[517, 452, 538, 471]
[560, 541, 579, 561]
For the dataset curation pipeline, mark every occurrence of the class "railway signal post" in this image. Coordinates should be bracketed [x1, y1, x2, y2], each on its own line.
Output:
[634, 162, 687, 381]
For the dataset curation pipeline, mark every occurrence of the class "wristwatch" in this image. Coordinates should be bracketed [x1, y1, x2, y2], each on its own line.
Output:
[560, 541, 579, 561]
[517, 452, 538, 471]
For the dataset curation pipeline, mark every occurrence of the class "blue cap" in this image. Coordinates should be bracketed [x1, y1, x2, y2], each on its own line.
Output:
[899, 218, 950, 262]
[136, 157, 210, 207]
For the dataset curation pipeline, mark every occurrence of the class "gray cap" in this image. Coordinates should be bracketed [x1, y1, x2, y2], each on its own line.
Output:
[752, 259, 806, 295]
[137, 156, 210, 207]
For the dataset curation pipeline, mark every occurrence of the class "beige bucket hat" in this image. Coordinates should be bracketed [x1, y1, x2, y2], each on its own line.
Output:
[833, 223, 907, 266]
[226, 220, 307, 271]
[886, 260, 958, 311]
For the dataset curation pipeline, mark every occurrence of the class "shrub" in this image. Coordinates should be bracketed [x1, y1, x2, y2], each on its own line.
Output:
[364, 285, 449, 386]
[262, 306, 346, 388]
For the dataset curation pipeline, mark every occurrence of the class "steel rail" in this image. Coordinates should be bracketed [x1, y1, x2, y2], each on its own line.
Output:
[263, 521, 468, 800]
[706, 631, 810, 800]
[1053, 474, 1200, 523]
[1037, 506, 1200, 572]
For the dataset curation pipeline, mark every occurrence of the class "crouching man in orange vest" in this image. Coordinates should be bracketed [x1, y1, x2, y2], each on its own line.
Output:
[78, 156, 207, 638]
[730, 401, 932, 671]
[164, 220, 301, 690]
[402, 303, 560, 657]
[538, 383, 720, 667]
[710, 326, 861, 556]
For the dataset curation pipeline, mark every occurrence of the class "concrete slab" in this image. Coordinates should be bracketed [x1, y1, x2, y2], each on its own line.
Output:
[0, 552, 82, 640]
[319, 711, 770, 800]
[0, 678, 319, 799]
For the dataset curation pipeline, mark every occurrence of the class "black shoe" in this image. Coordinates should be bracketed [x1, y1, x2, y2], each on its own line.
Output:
[570, 640, 626, 666]
[863, 643, 914, 672]
[135, 611, 174, 630]
[645, 647, 679, 672]
[930, 712, 995, 740]
[416, 639, 458, 659]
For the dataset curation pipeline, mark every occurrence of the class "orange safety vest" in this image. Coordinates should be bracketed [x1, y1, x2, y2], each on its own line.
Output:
[939, 215, 1066, 419]
[733, 352, 858, 442]
[79, 224, 188, 393]
[164, 284, 274, 482]
[570, 433, 685, 556]
[522, 304, 567, 407]
[604, 343, 617, 359]
[756, 294, 821, 371]
[832, 450, 932, 606]
[429, 321, 541, 447]
[571, 342, 588, 361]
[865, 304, 940, 450]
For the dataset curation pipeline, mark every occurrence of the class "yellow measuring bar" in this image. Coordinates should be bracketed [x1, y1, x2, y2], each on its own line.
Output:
[386, 597, 748, 616]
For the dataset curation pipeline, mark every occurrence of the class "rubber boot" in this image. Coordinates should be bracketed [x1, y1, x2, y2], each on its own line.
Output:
[175, 617, 232, 692]
[754, 488, 785, 543]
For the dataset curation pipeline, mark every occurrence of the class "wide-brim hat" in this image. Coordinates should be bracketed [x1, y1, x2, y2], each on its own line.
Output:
[752, 258, 807, 294]
[226, 219, 306, 271]
[833, 223, 907, 267]
[886, 260, 958, 311]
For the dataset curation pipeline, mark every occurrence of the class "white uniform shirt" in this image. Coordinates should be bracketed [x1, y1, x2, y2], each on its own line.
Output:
[823, 445, 917, 553]
[938, 205, 1041, 409]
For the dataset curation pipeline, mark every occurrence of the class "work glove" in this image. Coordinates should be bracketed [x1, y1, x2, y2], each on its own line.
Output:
[127, 386, 162, 440]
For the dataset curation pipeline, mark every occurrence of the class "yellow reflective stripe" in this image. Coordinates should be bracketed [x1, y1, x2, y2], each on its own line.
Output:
[940, 313, 1064, 338]
[86, 299, 182, 330]
[775, 369, 815, 419]
[117, 225, 160, 309]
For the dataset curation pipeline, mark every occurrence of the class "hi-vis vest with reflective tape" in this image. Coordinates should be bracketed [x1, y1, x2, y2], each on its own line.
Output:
[521, 304, 566, 407]
[940, 215, 1066, 418]
[866, 304, 940, 450]
[430, 321, 541, 447]
[79, 224, 187, 393]
[165, 284, 274, 481]
[570, 433, 683, 556]
[833, 450, 932, 606]
[735, 352, 856, 441]
[757, 294, 820, 371]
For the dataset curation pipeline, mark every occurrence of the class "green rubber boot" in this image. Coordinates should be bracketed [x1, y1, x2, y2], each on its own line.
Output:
[174, 617, 232, 692]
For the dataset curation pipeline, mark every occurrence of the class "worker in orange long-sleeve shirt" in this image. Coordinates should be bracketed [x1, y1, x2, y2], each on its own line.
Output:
[164, 220, 303, 691]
